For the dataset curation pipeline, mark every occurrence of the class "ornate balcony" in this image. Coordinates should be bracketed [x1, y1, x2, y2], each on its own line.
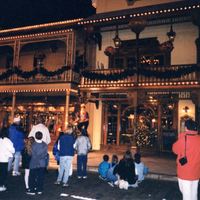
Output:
[79, 64, 200, 92]
[0, 67, 80, 85]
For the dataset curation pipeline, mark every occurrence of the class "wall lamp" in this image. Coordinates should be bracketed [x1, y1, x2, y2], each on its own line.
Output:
[183, 106, 189, 113]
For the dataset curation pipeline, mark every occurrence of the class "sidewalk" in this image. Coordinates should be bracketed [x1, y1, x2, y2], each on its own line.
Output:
[48, 150, 177, 182]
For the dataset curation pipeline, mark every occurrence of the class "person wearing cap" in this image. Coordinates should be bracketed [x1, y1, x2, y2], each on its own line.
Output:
[8, 116, 25, 176]
[173, 119, 200, 200]
[29, 116, 51, 145]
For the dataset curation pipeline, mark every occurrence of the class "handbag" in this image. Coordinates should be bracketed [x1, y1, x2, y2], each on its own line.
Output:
[179, 135, 187, 166]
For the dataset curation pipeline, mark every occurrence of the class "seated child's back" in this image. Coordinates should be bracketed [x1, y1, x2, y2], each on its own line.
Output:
[98, 154, 110, 179]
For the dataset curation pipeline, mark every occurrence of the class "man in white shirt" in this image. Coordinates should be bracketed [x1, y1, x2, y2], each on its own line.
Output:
[29, 117, 51, 145]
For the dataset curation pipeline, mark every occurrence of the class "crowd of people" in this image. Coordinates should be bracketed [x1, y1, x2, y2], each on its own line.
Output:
[0, 116, 50, 194]
[0, 113, 148, 195]
[2, 107, 200, 199]
[98, 151, 148, 190]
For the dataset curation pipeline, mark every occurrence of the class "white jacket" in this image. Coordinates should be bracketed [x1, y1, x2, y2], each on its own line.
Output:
[29, 123, 51, 145]
[0, 137, 15, 162]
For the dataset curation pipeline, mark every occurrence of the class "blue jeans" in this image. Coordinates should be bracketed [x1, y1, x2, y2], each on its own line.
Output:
[57, 156, 73, 184]
[8, 151, 21, 172]
[77, 155, 87, 177]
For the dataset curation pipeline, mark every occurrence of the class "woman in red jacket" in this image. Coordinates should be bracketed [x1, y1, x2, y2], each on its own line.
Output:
[172, 119, 200, 200]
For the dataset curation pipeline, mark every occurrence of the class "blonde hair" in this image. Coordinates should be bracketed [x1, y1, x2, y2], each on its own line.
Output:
[25, 137, 35, 155]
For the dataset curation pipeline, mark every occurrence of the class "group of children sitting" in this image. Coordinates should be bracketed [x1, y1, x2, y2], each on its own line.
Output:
[98, 150, 148, 190]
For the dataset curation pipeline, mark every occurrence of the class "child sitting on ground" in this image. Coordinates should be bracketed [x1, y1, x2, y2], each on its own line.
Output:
[114, 150, 138, 190]
[134, 153, 148, 183]
[98, 154, 110, 180]
[106, 155, 118, 187]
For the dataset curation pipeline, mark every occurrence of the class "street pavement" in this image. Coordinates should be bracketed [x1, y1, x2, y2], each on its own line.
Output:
[49, 150, 177, 181]
[0, 150, 186, 199]
[0, 169, 187, 200]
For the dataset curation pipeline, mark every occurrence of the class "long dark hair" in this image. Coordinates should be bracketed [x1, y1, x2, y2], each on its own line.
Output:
[123, 150, 134, 167]
[0, 127, 9, 139]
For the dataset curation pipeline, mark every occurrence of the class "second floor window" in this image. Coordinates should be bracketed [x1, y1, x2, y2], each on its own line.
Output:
[33, 53, 46, 68]
[109, 37, 171, 69]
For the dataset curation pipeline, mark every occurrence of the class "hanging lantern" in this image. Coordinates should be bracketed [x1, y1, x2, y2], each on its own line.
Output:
[113, 25, 122, 48]
[167, 24, 176, 42]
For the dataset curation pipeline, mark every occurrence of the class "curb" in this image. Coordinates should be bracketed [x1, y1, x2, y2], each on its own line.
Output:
[87, 166, 177, 182]
[49, 164, 177, 182]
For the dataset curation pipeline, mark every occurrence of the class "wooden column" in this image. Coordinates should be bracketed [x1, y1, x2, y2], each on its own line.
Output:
[65, 32, 76, 66]
[103, 103, 108, 145]
[192, 12, 200, 64]
[13, 40, 21, 67]
[12, 40, 21, 83]
[116, 104, 121, 145]
[64, 90, 70, 130]
[11, 92, 16, 123]
[157, 104, 162, 151]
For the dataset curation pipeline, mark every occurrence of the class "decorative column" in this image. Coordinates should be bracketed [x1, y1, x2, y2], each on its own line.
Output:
[103, 103, 108, 146]
[157, 104, 162, 151]
[128, 18, 147, 148]
[64, 90, 70, 130]
[11, 92, 16, 123]
[116, 104, 121, 145]
[12, 40, 21, 83]
[129, 18, 147, 82]
[65, 32, 76, 66]
[13, 40, 21, 67]
[192, 11, 200, 64]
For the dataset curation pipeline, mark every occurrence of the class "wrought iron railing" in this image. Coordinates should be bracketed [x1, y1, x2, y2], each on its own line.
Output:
[0, 69, 80, 85]
[80, 64, 199, 87]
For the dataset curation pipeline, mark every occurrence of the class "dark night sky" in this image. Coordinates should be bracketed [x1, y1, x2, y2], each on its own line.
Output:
[0, 0, 96, 29]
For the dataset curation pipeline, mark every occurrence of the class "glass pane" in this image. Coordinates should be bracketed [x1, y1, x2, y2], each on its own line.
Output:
[127, 57, 136, 68]
[114, 58, 124, 68]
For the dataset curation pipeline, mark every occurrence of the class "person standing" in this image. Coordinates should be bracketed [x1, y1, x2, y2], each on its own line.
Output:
[29, 117, 51, 145]
[172, 119, 200, 200]
[27, 131, 48, 195]
[74, 129, 91, 179]
[0, 127, 15, 192]
[21, 137, 35, 192]
[77, 104, 89, 131]
[54, 125, 75, 187]
[8, 116, 25, 176]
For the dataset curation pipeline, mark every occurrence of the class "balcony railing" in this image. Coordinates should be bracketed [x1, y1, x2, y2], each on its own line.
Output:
[0, 69, 80, 85]
[80, 64, 200, 88]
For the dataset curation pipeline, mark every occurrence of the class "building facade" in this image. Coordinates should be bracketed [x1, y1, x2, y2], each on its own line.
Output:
[0, 0, 200, 152]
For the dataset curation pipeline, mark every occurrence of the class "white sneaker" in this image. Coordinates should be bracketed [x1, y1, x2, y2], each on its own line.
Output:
[12, 171, 21, 176]
[0, 186, 7, 192]
[108, 182, 114, 187]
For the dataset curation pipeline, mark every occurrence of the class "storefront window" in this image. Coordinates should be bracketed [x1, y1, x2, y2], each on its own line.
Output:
[107, 104, 118, 144]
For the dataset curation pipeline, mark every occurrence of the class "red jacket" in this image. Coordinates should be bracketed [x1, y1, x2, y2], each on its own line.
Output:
[172, 130, 200, 180]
